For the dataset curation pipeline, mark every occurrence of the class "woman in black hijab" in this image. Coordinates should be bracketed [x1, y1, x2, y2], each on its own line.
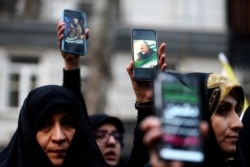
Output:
[0, 85, 107, 167]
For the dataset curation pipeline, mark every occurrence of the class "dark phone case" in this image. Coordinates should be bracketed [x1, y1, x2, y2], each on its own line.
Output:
[131, 29, 159, 81]
[154, 71, 204, 164]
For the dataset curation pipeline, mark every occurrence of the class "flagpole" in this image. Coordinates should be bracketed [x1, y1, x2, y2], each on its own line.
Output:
[218, 52, 249, 119]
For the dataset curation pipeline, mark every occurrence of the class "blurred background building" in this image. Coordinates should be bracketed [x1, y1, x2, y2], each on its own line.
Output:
[0, 0, 249, 158]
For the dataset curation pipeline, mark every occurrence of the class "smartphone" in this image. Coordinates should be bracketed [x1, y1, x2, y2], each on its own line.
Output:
[131, 29, 158, 81]
[154, 71, 204, 163]
[61, 9, 87, 55]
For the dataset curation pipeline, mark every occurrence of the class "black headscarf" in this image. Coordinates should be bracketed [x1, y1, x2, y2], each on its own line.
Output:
[0, 85, 107, 167]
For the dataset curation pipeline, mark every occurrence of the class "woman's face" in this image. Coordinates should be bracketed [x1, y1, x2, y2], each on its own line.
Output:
[94, 123, 122, 166]
[36, 110, 76, 167]
[211, 94, 243, 155]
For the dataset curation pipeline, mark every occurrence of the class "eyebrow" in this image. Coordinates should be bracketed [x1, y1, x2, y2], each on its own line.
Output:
[62, 113, 74, 118]
[220, 101, 231, 105]
[220, 99, 238, 106]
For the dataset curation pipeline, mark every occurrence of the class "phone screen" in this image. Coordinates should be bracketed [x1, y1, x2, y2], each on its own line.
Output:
[131, 29, 158, 81]
[61, 9, 86, 55]
[154, 72, 204, 163]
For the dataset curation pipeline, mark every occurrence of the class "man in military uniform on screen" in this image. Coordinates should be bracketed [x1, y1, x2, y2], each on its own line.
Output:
[135, 40, 157, 68]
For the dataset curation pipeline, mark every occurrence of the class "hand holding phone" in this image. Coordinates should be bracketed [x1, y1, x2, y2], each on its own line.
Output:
[61, 9, 87, 56]
[131, 29, 159, 81]
[154, 71, 204, 164]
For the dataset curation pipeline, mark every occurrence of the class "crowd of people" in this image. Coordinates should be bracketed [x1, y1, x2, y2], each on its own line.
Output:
[0, 19, 249, 167]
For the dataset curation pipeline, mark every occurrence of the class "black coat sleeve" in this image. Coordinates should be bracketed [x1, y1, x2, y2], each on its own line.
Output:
[128, 107, 153, 167]
[62, 69, 90, 124]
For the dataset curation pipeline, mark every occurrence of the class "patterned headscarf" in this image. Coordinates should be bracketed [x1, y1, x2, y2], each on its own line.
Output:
[207, 73, 244, 118]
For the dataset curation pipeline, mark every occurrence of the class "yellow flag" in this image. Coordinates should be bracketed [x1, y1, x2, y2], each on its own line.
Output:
[218, 52, 249, 117]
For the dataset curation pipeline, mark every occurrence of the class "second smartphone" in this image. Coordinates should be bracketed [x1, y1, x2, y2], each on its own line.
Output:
[61, 9, 87, 56]
[154, 71, 204, 164]
[131, 29, 159, 81]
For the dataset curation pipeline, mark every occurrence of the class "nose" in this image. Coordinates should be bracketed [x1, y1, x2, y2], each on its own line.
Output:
[231, 112, 243, 131]
[107, 135, 117, 144]
[51, 123, 66, 142]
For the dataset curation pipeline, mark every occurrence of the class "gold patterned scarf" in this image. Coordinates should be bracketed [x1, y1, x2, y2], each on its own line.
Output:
[207, 73, 244, 118]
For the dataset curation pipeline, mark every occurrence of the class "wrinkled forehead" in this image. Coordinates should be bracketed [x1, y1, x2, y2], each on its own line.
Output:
[42, 105, 76, 117]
